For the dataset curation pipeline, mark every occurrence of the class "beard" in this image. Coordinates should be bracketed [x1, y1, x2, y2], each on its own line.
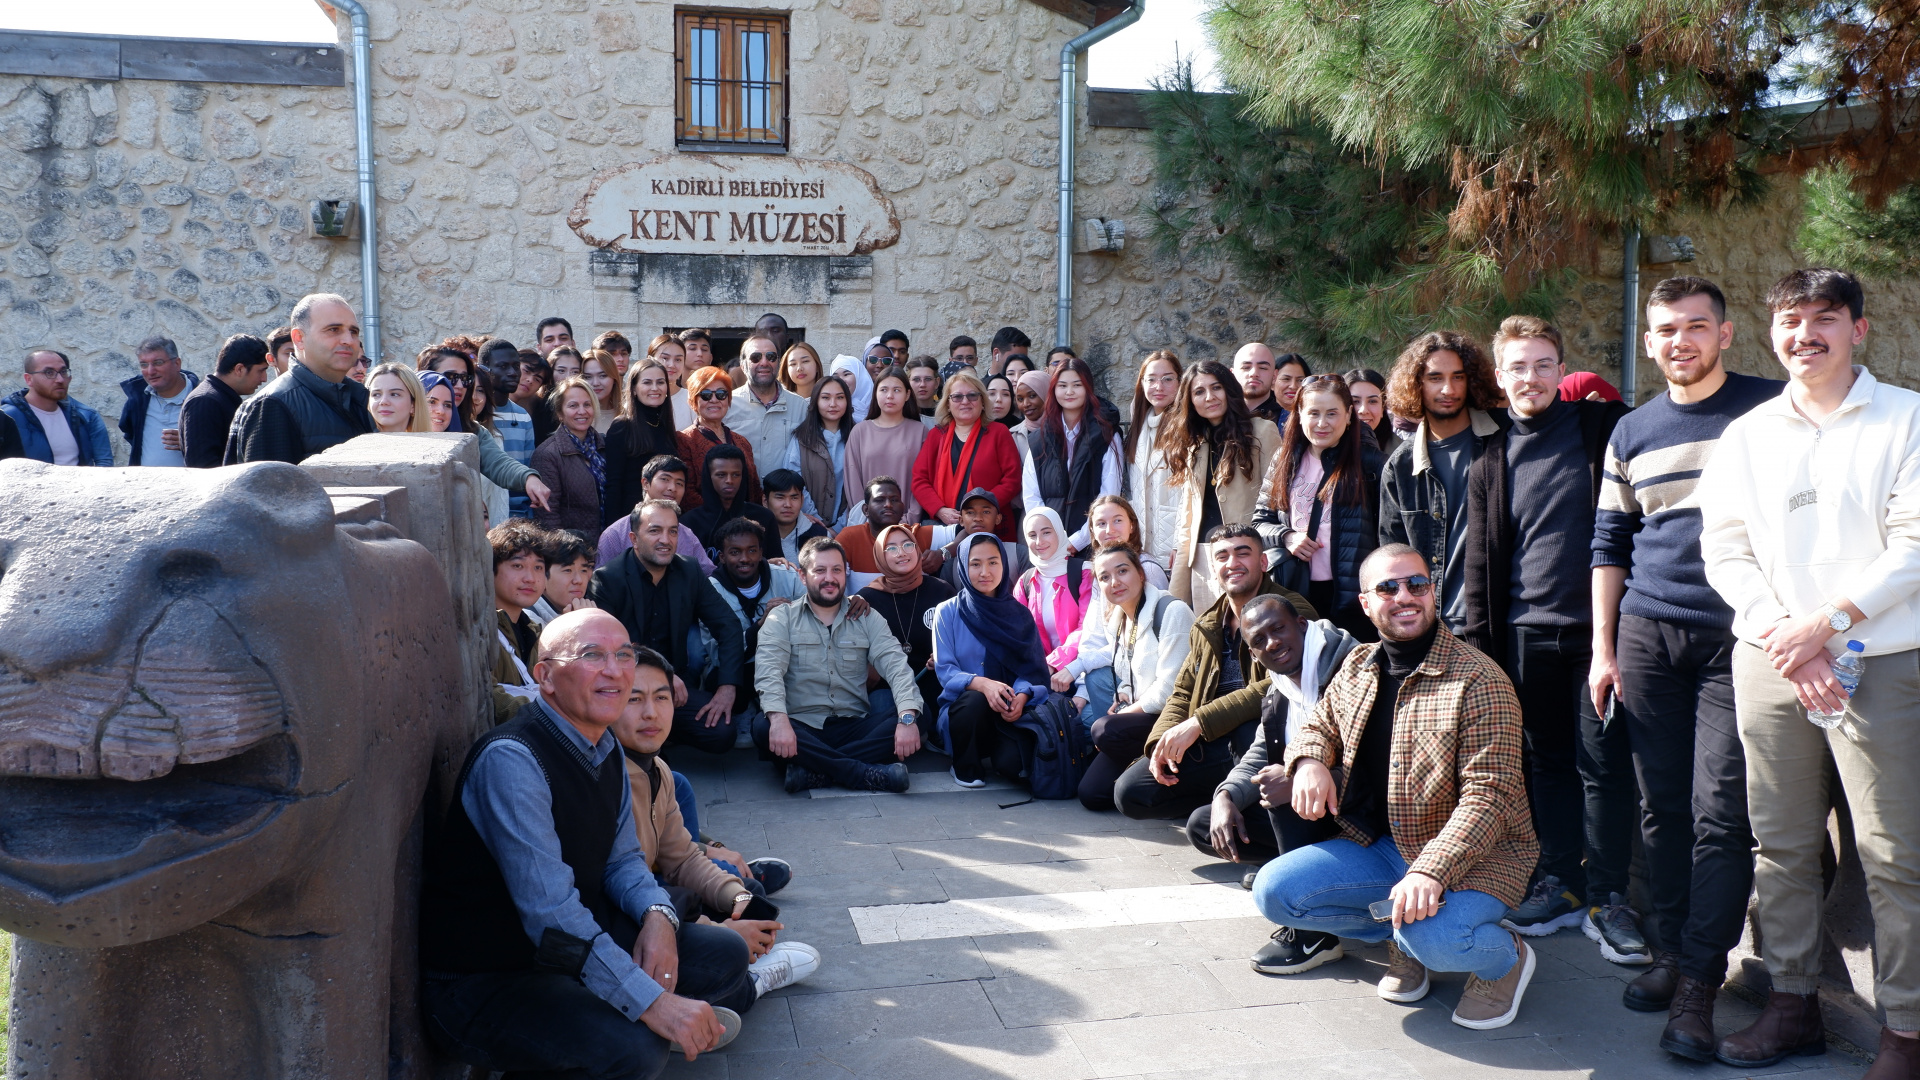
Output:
[1659, 351, 1722, 387]
[1371, 602, 1436, 641]
[806, 582, 843, 607]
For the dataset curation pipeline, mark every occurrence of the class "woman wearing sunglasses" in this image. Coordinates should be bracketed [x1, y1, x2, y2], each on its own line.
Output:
[1254, 374, 1387, 640]
[910, 369, 1022, 539]
[674, 365, 763, 510]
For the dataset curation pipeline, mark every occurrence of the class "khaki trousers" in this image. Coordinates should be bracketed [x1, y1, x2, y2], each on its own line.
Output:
[1735, 642, 1920, 1029]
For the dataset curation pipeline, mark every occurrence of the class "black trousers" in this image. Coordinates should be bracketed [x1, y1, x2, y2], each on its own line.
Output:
[671, 686, 737, 755]
[1507, 625, 1637, 904]
[750, 710, 897, 788]
[1183, 794, 1338, 863]
[1114, 718, 1259, 821]
[422, 922, 755, 1080]
[946, 690, 1033, 783]
[1078, 710, 1158, 812]
[1616, 614, 1753, 982]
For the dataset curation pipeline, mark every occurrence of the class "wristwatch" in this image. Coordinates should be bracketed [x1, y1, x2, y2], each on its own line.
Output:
[898, 711, 918, 726]
[1821, 603, 1853, 634]
[645, 903, 681, 932]
[731, 891, 754, 913]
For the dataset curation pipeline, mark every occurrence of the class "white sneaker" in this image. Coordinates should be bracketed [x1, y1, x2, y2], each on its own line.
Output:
[750, 940, 822, 996]
[667, 1005, 741, 1056]
[951, 767, 987, 789]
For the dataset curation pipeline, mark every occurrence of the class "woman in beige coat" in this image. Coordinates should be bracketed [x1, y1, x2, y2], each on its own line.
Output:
[1161, 359, 1283, 608]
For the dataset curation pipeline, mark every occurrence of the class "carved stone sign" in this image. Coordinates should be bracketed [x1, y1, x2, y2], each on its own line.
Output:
[569, 153, 901, 257]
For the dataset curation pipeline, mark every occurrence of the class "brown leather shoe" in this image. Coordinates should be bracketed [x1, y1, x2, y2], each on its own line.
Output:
[1659, 976, 1718, 1062]
[1864, 1027, 1920, 1080]
[1716, 990, 1825, 1068]
[1624, 950, 1679, 1012]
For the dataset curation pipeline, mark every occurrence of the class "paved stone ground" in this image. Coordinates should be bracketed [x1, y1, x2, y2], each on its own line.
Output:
[668, 747, 1869, 1080]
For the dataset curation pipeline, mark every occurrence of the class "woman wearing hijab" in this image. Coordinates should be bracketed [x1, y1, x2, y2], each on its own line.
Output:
[1012, 507, 1096, 672]
[681, 443, 780, 558]
[829, 353, 876, 421]
[1009, 369, 1047, 463]
[912, 369, 1022, 537]
[859, 523, 956, 737]
[603, 359, 680, 528]
[1021, 357, 1124, 555]
[674, 365, 762, 510]
[931, 533, 1051, 787]
[531, 376, 607, 533]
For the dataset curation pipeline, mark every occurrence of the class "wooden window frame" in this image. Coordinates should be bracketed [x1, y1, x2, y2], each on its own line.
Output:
[674, 9, 789, 153]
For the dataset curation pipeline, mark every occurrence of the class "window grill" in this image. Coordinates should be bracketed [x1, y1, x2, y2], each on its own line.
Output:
[675, 10, 788, 152]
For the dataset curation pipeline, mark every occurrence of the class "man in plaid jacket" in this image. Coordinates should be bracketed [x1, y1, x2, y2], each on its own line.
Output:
[1250, 543, 1542, 1030]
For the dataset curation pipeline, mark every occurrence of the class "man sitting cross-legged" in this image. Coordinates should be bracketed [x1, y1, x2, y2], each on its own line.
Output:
[420, 610, 751, 1078]
[753, 537, 924, 794]
[612, 649, 821, 997]
[1252, 544, 1542, 1030]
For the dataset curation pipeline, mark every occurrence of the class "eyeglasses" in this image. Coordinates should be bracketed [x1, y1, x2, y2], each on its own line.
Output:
[1499, 360, 1561, 380]
[1368, 575, 1433, 598]
[883, 540, 919, 555]
[746, 351, 776, 362]
[548, 645, 641, 669]
[696, 389, 730, 402]
[948, 391, 981, 403]
[28, 367, 71, 379]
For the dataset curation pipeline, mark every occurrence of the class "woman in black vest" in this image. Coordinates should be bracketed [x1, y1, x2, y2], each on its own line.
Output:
[1019, 356, 1123, 556]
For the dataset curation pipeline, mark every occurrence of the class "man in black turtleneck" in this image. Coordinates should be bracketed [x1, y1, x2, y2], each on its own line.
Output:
[1459, 316, 1636, 945]
[1251, 544, 1542, 1030]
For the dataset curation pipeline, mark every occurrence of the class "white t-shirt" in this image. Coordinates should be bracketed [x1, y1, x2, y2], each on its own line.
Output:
[32, 402, 79, 465]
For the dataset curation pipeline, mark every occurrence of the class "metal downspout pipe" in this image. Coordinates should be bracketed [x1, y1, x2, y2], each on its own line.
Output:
[1057, 0, 1143, 349]
[1620, 223, 1639, 407]
[331, 0, 382, 361]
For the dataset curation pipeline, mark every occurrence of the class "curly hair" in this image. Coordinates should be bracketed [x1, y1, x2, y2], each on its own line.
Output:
[1160, 360, 1260, 487]
[1384, 331, 1500, 423]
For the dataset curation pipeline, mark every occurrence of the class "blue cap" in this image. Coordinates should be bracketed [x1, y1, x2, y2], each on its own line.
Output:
[1847, 639, 1865, 651]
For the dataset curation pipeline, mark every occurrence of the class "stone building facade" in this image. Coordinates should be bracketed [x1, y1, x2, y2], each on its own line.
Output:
[0, 0, 1284, 457]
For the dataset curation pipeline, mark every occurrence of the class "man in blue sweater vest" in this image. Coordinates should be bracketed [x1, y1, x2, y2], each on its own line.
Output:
[1590, 276, 1781, 1060]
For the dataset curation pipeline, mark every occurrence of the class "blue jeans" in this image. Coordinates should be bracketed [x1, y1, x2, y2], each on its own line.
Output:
[1076, 667, 1116, 736]
[1252, 837, 1518, 980]
[672, 771, 700, 838]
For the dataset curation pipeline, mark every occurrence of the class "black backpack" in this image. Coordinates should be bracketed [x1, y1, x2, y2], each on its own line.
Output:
[1012, 692, 1095, 800]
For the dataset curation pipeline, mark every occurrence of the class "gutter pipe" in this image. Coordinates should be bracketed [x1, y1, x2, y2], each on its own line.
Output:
[1057, 0, 1143, 349]
[1620, 223, 1639, 407]
[330, 0, 382, 362]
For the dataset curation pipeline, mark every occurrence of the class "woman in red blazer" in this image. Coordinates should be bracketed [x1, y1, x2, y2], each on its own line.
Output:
[912, 369, 1021, 539]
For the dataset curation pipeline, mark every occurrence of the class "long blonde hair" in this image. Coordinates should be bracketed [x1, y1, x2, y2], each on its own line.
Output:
[366, 362, 432, 433]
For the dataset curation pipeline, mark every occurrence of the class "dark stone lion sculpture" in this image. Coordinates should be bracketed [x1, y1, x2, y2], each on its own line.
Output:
[0, 459, 471, 1080]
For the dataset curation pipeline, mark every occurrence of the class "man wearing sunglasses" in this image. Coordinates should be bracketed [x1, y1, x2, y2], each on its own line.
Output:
[1253, 544, 1541, 1030]
[727, 333, 806, 475]
[4, 348, 114, 466]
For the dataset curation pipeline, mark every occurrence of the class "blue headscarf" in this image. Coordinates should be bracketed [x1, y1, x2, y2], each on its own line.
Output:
[952, 533, 1049, 687]
[417, 370, 463, 432]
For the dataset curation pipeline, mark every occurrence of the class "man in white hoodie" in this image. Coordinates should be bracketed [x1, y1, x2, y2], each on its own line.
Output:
[1700, 267, 1920, 1077]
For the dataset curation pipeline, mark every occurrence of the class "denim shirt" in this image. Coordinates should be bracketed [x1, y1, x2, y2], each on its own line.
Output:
[460, 697, 674, 1020]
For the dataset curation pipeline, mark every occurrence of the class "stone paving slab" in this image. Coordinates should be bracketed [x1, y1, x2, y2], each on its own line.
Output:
[663, 747, 1870, 1080]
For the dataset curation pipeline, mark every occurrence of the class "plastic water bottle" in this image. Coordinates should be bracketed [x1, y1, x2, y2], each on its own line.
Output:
[1809, 640, 1866, 729]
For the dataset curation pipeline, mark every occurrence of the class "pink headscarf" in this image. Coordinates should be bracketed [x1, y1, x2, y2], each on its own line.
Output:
[1017, 370, 1050, 399]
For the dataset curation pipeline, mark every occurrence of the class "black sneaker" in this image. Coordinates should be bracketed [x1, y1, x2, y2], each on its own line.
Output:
[1582, 892, 1651, 965]
[748, 858, 793, 895]
[1500, 875, 1585, 937]
[783, 765, 829, 793]
[860, 763, 911, 793]
[1250, 926, 1344, 974]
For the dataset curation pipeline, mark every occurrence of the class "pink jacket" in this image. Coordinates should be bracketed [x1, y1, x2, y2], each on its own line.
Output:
[1014, 565, 1095, 670]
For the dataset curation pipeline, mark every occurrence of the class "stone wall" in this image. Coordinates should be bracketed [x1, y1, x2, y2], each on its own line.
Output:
[0, 0, 1288, 455]
[1554, 179, 1920, 398]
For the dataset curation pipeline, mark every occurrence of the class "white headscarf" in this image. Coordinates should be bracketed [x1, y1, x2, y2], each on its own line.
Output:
[830, 353, 874, 421]
[1022, 506, 1070, 580]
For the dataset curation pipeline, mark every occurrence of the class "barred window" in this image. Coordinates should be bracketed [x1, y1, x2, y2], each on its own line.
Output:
[675, 11, 788, 151]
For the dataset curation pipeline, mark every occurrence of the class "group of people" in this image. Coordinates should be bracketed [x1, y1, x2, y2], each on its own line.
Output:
[14, 265, 1918, 1080]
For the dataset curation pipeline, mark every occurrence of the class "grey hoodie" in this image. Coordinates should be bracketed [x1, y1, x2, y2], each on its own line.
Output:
[1214, 619, 1361, 810]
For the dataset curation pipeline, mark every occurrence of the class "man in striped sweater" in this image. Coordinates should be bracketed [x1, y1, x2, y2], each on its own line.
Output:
[1589, 275, 1781, 1061]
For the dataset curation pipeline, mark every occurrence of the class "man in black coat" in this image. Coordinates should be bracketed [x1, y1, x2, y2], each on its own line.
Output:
[1458, 316, 1636, 951]
[0, 408, 21, 461]
[224, 293, 374, 465]
[589, 498, 746, 755]
[180, 334, 274, 468]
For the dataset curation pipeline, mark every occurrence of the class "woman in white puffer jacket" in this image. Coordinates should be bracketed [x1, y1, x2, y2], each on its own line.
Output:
[1126, 350, 1184, 567]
